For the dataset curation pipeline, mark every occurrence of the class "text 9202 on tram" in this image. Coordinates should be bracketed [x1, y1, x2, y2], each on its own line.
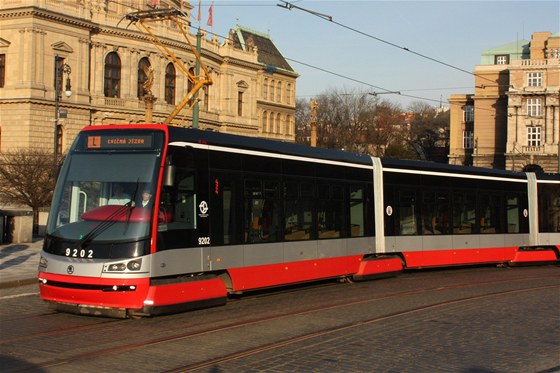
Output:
[38, 124, 560, 318]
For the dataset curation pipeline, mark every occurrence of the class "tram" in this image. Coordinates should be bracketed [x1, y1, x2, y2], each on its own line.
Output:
[38, 124, 560, 317]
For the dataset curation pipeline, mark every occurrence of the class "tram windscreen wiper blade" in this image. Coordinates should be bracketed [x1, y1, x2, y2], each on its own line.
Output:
[74, 203, 132, 251]
[124, 179, 140, 233]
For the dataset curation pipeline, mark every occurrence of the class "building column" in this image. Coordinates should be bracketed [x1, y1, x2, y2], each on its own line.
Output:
[125, 48, 136, 100]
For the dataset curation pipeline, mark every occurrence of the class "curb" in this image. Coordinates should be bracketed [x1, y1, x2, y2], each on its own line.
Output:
[0, 277, 37, 289]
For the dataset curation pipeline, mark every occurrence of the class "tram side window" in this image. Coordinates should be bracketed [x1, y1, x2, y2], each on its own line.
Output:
[453, 192, 476, 234]
[421, 192, 449, 235]
[350, 184, 366, 237]
[244, 179, 281, 243]
[507, 195, 521, 233]
[284, 181, 314, 241]
[318, 183, 344, 239]
[478, 194, 502, 233]
[398, 190, 418, 235]
[538, 184, 560, 233]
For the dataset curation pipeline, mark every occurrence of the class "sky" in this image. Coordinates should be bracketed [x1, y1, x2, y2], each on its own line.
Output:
[194, 1, 560, 109]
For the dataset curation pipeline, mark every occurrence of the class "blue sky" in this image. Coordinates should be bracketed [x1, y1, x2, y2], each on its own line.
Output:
[195, 1, 560, 109]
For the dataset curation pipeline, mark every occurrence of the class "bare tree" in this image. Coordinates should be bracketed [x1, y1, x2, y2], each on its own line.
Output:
[296, 88, 403, 155]
[407, 101, 450, 162]
[0, 149, 61, 233]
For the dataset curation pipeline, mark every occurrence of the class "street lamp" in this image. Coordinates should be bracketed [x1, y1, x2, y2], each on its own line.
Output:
[54, 56, 72, 162]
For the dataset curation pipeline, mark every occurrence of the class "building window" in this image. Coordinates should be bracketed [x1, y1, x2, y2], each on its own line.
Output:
[137, 57, 151, 99]
[165, 63, 176, 105]
[286, 83, 291, 105]
[0, 54, 5, 88]
[263, 78, 268, 99]
[262, 111, 268, 132]
[527, 98, 543, 117]
[527, 72, 543, 87]
[104, 52, 121, 98]
[527, 127, 541, 147]
[269, 80, 274, 101]
[238, 91, 243, 116]
[463, 130, 474, 149]
[463, 105, 474, 122]
[495, 55, 509, 65]
[276, 81, 282, 103]
[276, 113, 281, 133]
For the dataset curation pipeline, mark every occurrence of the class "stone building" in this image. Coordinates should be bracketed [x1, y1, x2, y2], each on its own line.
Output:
[448, 31, 559, 173]
[0, 0, 298, 155]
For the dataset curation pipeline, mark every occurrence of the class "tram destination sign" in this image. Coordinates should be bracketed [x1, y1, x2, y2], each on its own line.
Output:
[86, 134, 153, 150]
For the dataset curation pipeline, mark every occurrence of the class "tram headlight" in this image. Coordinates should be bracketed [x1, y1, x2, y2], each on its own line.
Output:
[107, 263, 127, 272]
[103, 259, 142, 273]
[127, 259, 142, 271]
[39, 256, 48, 270]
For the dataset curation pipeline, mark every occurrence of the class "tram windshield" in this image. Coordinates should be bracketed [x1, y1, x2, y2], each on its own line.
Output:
[46, 130, 164, 254]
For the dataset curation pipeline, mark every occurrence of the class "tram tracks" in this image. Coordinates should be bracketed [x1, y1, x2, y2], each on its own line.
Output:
[6, 269, 558, 372]
[174, 284, 560, 373]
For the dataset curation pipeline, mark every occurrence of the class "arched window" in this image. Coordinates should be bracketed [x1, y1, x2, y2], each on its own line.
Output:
[104, 52, 121, 98]
[137, 57, 151, 99]
[276, 113, 281, 133]
[165, 63, 176, 105]
[286, 83, 291, 105]
[262, 111, 268, 132]
[269, 80, 274, 101]
[276, 81, 282, 103]
[263, 78, 268, 99]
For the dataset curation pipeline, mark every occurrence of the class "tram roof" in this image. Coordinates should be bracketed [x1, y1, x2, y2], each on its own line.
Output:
[167, 127, 537, 181]
[167, 127, 373, 166]
[88, 125, 553, 181]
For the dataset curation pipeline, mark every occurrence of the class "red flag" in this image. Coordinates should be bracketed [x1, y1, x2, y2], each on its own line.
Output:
[197, 1, 201, 22]
[207, 3, 213, 27]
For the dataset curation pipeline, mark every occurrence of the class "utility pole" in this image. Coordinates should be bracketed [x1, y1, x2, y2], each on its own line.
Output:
[53, 56, 72, 163]
[310, 99, 318, 147]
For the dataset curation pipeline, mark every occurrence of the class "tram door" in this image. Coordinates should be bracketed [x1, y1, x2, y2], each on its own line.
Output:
[157, 146, 210, 253]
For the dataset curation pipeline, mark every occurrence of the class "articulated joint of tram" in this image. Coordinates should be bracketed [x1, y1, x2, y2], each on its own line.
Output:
[352, 255, 404, 281]
[510, 245, 560, 266]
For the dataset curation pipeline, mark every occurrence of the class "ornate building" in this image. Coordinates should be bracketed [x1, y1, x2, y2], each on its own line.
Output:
[449, 31, 559, 173]
[0, 0, 298, 155]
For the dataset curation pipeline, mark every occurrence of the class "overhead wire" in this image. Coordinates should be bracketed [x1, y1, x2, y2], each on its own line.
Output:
[104, 0, 488, 105]
[277, 1, 497, 85]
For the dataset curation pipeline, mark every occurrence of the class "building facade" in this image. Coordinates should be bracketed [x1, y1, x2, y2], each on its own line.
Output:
[449, 31, 559, 173]
[0, 0, 298, 155]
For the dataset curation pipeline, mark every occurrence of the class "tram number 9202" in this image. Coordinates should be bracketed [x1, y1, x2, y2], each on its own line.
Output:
[198, 237, 210, 246]
[65, 248, 94, 258]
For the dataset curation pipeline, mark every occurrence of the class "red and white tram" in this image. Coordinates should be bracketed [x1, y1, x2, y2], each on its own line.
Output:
[38, 124, 560, 317]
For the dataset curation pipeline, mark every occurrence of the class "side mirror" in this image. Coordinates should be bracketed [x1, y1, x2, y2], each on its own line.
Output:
[163, 164, 175, 187]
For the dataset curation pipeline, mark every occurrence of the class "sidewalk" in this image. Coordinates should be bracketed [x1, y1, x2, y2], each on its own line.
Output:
[0, 237, 43, 288]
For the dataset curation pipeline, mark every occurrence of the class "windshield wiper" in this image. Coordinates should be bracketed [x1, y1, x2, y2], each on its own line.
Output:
[73, 202, 132, 251]
[124, 179, 140, 233]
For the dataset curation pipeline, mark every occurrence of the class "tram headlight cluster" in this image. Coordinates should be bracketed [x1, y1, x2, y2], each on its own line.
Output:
[39, 256, 48, 270]
[103, 259, 142, 273]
